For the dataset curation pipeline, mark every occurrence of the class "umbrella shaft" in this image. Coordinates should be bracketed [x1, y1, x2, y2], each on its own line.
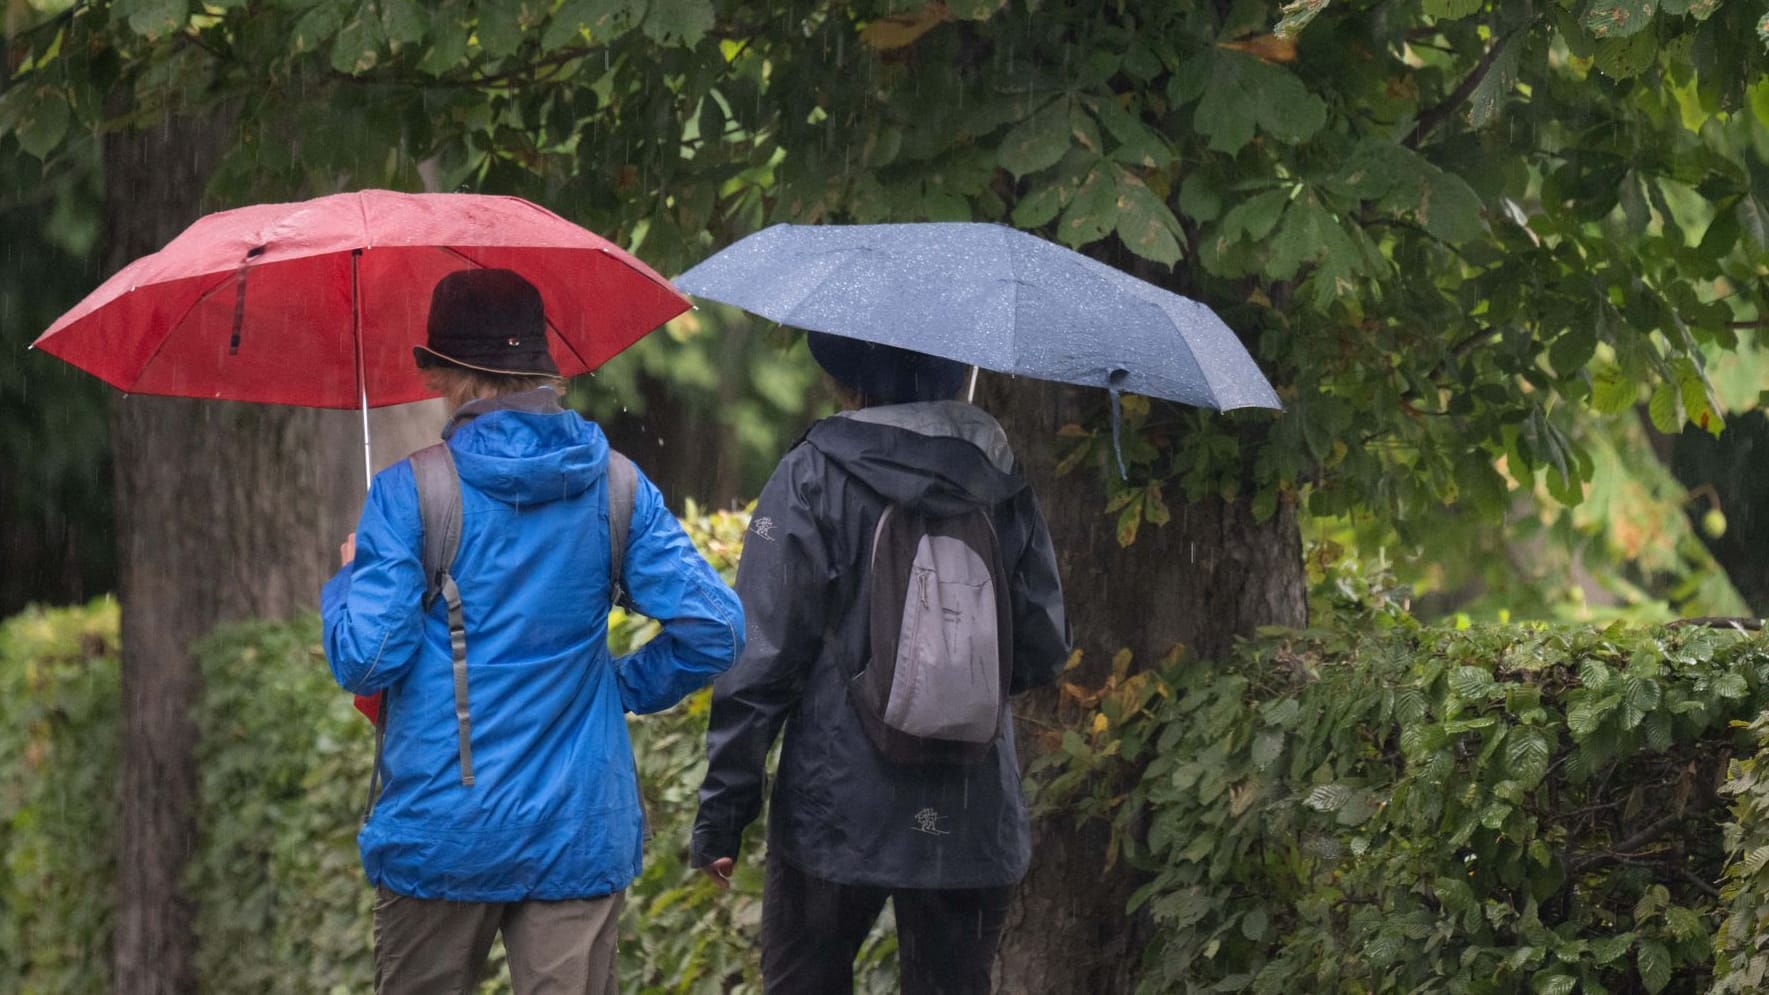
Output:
[352, 249, 372, 493]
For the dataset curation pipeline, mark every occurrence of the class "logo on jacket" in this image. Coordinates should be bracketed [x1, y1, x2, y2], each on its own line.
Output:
[912, 807, 951, 836]
[750, 516, 777, 541]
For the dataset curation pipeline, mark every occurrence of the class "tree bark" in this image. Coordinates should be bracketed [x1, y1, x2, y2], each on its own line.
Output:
[103, 119, 439, 994]
[988, 378, 1307, 995]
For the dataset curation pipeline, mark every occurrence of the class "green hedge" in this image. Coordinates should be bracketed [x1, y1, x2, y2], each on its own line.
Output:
[0, 601, 119, 995]
[1034, 607, 1769, 994]
[16, 538, 1769, 993]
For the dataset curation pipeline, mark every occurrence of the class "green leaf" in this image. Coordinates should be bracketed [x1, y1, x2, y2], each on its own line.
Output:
[292, 1, 348, 53]
[1194, 52, 1325, 154]
[1738, 197, 1769, 254]
[1116, 496, 1143, 546]
[1740, 844, 1769, 875]
[1584, 0, 1657, 39]
[1636, 939, 1672, 994]
[1115, 171, 1184, 265]
[1334, 142, 1412, 200]
[1647, 380, 1683, 433]
[1450, 666, 1498, 700]
[1194, 67, 1257, 155]
[419, 16, 472, 73]
[1595, 31, 1657, 79]
[1416, 164, 1487, 243]
[380, 0, 431, 46]
[1221, 188, 1291, 243]
[1250, 62, 1326, 144]
[1268, 193, 1359, 282]
[1506, 728, 1552, 787]
[547, 0, 644, 47]
[1532, 973, 1576, 995]
[1468, 39, 1523, 128]
[1090, 95, 1173, 169]
[1591, 933, 1635, 964]
[1714, 672, 1749, 699]
[643, 0, 713, 46]
[1179, 173, 1223, 223]
[13, 89, 69, 160]
[331, 12, 387, 73]
[1059, 165, 1118, 248]
[1591, 366, 1638, 414]
[1454, 451, 1508, 515]
[1303, 783, 1351, 812]
[475, 0, 527, 58]
[998, 99, 1073, 178]
[1241, 906, 1269, 941]
[1012, 184, 1068, 229]
[116, 0, 188, 38]
[1424, 0, 1482, 18]
[1252, 729, 1285, 769]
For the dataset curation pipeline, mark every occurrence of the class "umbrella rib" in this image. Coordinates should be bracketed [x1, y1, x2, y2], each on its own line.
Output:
[525, 245, 690, 371]
[128, 270, 241, 393]
[1150, 293, 1220, 409]
[747, 248, 874, 343]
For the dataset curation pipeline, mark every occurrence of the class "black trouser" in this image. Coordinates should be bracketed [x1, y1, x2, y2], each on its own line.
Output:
[761, 855, 1015, 995]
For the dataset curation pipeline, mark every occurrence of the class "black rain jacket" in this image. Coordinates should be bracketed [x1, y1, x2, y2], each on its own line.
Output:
[691, 401, 1069, 889]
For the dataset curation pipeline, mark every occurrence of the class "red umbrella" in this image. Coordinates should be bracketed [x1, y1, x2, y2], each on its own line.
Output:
[32, 189, 688, 482]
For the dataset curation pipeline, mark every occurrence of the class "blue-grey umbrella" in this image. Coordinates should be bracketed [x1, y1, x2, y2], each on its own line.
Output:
[674, 222, 1282, 413]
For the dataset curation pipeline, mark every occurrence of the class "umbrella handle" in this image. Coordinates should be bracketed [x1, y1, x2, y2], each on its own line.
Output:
[966, 365, 979, 403]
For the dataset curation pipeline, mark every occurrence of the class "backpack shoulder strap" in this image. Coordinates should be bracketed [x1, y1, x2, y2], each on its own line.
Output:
[409, 443, 463, 610]
[606, 449, 637, 609]
[408, 442, 475, 787]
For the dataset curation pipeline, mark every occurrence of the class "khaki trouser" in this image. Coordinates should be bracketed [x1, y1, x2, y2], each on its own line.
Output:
[373, 887, 624, 995]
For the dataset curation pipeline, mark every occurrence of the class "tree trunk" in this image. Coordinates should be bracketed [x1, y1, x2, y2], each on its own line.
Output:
[988, 378, 1307, 995]
[103, 119, 439, 994]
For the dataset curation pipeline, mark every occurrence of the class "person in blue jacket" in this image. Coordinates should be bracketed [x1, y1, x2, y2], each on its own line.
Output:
[321, 268, 744, 995]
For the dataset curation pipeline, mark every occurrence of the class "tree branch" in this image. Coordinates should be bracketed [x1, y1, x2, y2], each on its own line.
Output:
[1571, 813, 1682, 872]
[1406, 25, 1528, 149]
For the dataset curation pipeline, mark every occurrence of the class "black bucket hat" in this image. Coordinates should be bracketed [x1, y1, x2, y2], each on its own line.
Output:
[413, 268, 560, 377]
[806, 332, 966, 405]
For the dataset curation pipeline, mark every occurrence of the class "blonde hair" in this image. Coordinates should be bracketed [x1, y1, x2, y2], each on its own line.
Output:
[423, 365, 565, 412]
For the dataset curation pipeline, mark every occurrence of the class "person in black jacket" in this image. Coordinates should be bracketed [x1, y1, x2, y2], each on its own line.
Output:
[691, 333, 1070, 995]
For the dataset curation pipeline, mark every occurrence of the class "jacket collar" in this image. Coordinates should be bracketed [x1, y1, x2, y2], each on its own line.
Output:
[442, 387, 564, 440]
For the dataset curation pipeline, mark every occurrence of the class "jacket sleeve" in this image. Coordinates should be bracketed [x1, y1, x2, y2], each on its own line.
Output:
[321, 463, 428, 695]
[691, 451, 831, 866]
[1008, 486, 1070, 694]
[612, 472, 745, 716]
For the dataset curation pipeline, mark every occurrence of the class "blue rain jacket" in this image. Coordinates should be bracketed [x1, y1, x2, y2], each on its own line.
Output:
[321, 391, 743, 901]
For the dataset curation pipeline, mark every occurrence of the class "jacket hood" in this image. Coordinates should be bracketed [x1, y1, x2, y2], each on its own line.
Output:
[805, 400, 1025, 514]
[441, 388, 607, 506]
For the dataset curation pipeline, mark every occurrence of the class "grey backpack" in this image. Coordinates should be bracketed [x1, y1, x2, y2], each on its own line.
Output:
[364, 445, 636, 813]
[849, 504, 1014, 765]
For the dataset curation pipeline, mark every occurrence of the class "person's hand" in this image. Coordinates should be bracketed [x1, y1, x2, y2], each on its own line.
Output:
[339, 532, 356, 567]
[699, 857, 734, 890]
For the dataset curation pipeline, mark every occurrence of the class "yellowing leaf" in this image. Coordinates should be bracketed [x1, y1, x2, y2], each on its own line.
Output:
[1218, 34, 1297, 63]
[859, 3, 954, 51]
